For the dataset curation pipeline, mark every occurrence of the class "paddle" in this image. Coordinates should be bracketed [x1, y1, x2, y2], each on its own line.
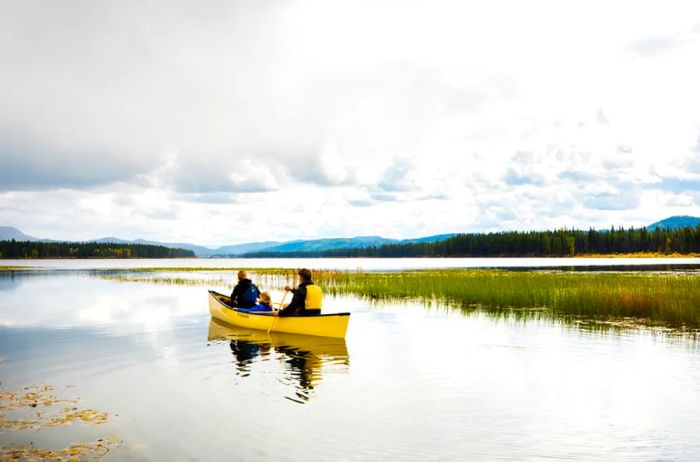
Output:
[268, 288, 289, 334]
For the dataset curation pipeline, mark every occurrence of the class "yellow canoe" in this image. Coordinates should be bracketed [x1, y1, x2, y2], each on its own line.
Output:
[207, 318, 349, 358]
[208, 290, 350, 339]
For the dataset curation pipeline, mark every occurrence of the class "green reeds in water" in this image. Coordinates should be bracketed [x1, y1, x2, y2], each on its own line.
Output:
[98, 268, 700, 327]
[317, 270, 700, 327]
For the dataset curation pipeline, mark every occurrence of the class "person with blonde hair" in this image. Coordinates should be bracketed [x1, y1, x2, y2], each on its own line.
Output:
[235, 290, 274, 313]
[255, 291, 274, 312]
[229, 269, 260, 308]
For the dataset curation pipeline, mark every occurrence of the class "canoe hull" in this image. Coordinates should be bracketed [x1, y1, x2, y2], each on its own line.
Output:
[208, 318, 349, 357]
[208, 290, 350, 338]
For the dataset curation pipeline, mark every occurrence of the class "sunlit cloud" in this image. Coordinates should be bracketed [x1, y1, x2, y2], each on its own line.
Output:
[1, 0, 700, 244]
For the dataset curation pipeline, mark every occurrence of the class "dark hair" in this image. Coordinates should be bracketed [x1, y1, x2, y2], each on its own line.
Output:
[298, 268, 312, 282]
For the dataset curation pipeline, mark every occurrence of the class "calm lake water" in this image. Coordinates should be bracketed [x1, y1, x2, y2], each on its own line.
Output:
[2, 260, 700, 460]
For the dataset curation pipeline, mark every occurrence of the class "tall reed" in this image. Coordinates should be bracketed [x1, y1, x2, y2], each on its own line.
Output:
[315, 270, 700, 326]
[99, 268, 700, 327]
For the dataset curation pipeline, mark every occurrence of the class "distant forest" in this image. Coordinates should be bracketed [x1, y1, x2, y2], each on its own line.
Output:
[0, 240, 195, 259]
[244, 226, 700, 258]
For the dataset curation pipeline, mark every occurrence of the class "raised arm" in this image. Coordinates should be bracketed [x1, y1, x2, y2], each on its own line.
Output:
[278, 286, 306, 316]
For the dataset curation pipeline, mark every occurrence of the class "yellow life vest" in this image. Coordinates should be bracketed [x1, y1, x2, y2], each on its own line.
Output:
[305, 284, 323, 310]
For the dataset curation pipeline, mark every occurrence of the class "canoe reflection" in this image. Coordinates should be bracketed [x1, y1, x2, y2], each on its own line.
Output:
[207, 319, 350, 403]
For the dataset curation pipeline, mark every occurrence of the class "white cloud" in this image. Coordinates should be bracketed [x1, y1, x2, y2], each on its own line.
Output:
[1, 0, 700, 243]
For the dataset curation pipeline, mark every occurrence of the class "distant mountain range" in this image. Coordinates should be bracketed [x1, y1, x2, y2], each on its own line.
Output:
[0, 226, 39, 242]
[0, 226, 457, 257]
[2, 216, 697, 257]
[647, 216, 700, 231]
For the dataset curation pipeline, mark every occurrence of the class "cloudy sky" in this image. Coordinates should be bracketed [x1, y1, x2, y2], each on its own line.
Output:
[1, 0, 700, 245]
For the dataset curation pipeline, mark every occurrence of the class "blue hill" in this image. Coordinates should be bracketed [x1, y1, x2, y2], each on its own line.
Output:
[647, 216, 700, 231]
[402, 233, 459, 244]
[0, 226, 39, 241]
[0, 226, 459, 257]
[239, 234, 459, 255]
[256, 236, 398, 254]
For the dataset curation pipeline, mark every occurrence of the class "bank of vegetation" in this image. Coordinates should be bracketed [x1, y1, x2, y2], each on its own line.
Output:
[0, 240, 195, 259]
[97, 267, 700, 327]
[244, 226, 700, 258]
[319, 270, 700, 327]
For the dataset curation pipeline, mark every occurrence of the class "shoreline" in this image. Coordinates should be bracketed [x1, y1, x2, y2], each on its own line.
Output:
[1, 252, 699, 262]
[574, 252, 700, 258]
[99, 269, 700, 327]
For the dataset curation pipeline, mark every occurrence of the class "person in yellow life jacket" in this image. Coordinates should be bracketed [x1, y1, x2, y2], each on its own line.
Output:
[276, 268, 322, 317]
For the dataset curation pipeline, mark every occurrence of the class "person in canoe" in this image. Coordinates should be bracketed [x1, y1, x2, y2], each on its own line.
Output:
[275, 268, 322, 316]
[256, 292, 274, 311]
[230, 270, 260, 309]
[237, 291, 274, 313]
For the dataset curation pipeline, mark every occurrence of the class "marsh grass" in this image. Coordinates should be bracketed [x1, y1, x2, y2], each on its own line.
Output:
[99, 268, 700, 327]
[317, 270, 700, 326]
[102, 274, 232, 286]
[128, 267, 297, 274]
[574, 252, 700, 258]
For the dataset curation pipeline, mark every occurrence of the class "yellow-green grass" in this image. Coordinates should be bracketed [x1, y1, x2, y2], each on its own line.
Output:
[102, 274, 231, 286]
[127, 267, 297, 273]
[319, 270, 700, 326]
[575, 252, 700, 258]
[98, 268, 700, 327]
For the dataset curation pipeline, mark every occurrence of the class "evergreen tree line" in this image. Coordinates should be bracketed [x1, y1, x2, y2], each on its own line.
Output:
[244, 226, 700, 258]
[0, 240, 195, 259]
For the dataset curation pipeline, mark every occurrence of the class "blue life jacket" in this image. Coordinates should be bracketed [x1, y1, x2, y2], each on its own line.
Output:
[231, 279, 259, 308]
[240, 284, 260, 305]
[254, 302, 273, 312]
[238, 302, 272, 313]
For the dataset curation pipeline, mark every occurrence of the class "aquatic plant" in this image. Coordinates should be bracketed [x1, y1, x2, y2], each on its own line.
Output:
[318, 270, 700, 327]
[97, 268, 700, 327]
[0, 383, 121, 460]
[0, 437, 121, 462]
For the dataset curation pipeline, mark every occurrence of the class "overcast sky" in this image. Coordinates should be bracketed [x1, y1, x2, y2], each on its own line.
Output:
[1, 0, 700, 245]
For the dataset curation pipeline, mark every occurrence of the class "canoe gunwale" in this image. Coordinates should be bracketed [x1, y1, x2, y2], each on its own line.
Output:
[208, 290, 351, 317]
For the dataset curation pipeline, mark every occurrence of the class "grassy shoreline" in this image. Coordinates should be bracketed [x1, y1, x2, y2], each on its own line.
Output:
[94, 267, 700, 328]
[574, 252, 700, 258]
[324, 270, 700, 326]
[3, 261, 699, 326]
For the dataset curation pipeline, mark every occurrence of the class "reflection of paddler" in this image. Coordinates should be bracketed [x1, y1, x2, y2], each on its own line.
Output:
[275, 344, 319, 392]
[228, 338, 271, 376]
[208, 318, 348, 357]
[208, 319, 349, 394]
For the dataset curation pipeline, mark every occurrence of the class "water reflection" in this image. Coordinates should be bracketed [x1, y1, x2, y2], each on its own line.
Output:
[0, 270, 41, 291]
[227, 339, 271, 377]
[2, 268, 700, 460]
[207, 319, 350, 403]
